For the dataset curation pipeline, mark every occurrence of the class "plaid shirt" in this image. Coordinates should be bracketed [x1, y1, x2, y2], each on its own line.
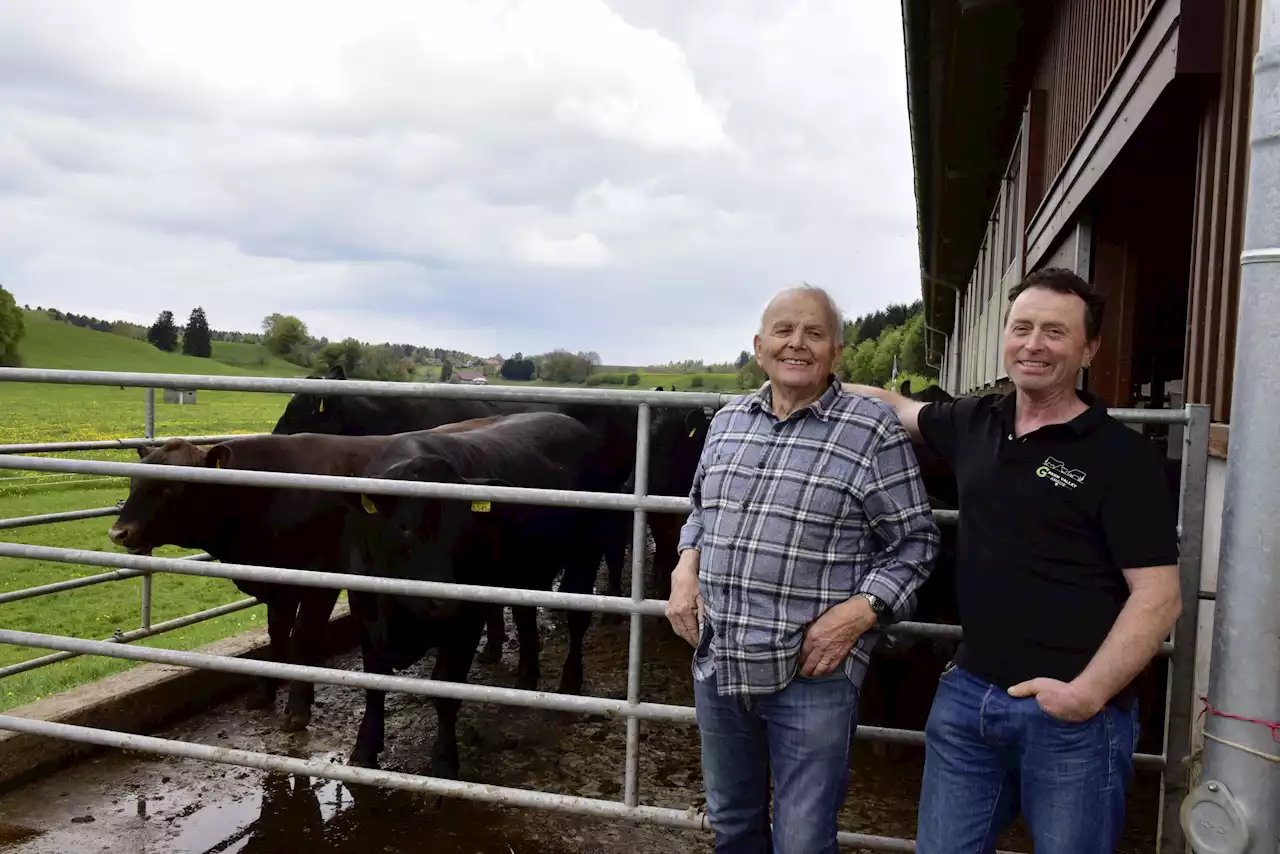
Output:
[678, 376, 940, 696]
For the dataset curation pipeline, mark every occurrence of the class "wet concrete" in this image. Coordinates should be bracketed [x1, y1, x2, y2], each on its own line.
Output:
[0, 556, 1163, 853]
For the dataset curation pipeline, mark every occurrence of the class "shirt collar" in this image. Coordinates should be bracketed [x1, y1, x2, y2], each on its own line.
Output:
[749, 374, 843, 422]
[993, 388, 1108, 436]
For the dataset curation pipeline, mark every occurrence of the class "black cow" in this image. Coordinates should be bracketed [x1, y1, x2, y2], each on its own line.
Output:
[631, 405, 715, 601]
[273, 366, 635, 654]
[342, 412, 612, 777]
[107, 432, 417, 732]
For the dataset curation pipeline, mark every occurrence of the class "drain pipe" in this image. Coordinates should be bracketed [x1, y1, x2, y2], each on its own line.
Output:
[922, 272, 960, 390]
[1179, 2, 1280, 850]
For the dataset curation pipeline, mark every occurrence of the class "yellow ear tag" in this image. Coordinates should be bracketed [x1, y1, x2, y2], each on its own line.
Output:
[361, 494, 377, 514]
[689, 428, 698, 438]
[319, 400, 326, 413]
[471, 501, 491, 513]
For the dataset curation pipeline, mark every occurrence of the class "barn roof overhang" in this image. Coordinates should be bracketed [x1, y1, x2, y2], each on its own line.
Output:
[901, 0, 1052, 341]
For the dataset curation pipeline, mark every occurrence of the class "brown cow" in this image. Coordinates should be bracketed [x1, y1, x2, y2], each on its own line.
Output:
[107, 419, 501, 732]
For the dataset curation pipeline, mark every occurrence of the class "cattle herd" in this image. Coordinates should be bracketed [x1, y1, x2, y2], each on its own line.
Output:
[101, 371, 1165, 788]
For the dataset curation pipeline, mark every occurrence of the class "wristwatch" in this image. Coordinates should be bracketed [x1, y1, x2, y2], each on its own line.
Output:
[856, 592, 889, 620]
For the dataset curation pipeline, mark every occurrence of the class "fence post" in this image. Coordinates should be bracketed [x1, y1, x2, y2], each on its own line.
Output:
[1181, 3, 1280, 845]
[624, 403, 651, 807]
[140, 387, 155, 629]
[1159, 403, 1210, 854]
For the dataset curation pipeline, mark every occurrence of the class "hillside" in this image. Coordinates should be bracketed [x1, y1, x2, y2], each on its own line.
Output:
[18, 310, 312, 377]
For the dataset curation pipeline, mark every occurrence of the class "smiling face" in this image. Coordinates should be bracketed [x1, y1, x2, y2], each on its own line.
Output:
[753, 289, 842, 398]
[1002, 285, 1100, 396]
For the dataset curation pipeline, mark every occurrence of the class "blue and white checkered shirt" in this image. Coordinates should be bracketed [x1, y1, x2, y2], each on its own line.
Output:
[678, 377, 941, 697]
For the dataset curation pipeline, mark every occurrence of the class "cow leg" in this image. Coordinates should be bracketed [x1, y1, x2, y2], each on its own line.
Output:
[429, 609, 484, 780]
[511, 605, 540, 691]
[476, 605, 507, 665]
[281, 587, 341, 733]
[250, 597, 298, 711]
[556, 554, 598, 696]
[350, 620, 391, 768]
[648, 516, 682, 602]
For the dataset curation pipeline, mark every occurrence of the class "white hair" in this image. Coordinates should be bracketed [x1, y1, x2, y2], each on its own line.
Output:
[758, 283, 844, 339]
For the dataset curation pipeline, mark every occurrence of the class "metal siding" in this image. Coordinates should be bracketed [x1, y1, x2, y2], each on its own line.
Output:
[1029, 0, 1159, 213]
[1186, 0, 1259, 423]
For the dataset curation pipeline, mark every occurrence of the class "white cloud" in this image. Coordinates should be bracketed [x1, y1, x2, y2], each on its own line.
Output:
[0, 0, 920, 366]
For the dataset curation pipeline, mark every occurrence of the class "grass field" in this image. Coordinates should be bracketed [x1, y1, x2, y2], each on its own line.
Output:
[0, 314, 303, 710]
[1, 313, 745, 711]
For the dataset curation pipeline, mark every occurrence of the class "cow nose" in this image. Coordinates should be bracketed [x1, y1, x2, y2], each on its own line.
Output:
[108, 524, 131, 545]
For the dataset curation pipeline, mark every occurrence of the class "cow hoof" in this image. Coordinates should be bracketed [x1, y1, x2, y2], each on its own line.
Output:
[280, 711, 311, 733]
[348, 752, 380, 770]
[429, 758, 460, 780]
[556, 675, 584, 696]
[476, 645, 503, 665]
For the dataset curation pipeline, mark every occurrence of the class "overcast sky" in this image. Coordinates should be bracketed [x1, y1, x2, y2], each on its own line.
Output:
[0, 0, 921, 366]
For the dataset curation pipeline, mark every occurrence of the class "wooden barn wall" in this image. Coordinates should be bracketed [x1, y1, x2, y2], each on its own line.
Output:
[1185, 0, 1261, 424]
[1028, 0, 1159, 214]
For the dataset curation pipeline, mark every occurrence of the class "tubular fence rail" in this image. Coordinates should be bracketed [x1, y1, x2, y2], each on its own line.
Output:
[0, 367, 1212, 853]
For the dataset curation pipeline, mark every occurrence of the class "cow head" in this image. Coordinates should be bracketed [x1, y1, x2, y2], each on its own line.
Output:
[646, 407, 713, 497]
[273, 365, 347, 435]
[347, 454, 507, 621]
[108, 439, 230, 554]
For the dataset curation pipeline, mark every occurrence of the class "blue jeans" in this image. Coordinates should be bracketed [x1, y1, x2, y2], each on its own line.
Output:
[916, 663, 1140, 854]
[694, 669, 859, 854]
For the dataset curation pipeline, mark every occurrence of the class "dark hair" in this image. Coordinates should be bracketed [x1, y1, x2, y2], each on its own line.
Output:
[1006, 267, 1105, 340]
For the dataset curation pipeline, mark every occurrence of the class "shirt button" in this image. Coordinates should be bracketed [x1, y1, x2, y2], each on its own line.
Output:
[740, 500, 750, 510]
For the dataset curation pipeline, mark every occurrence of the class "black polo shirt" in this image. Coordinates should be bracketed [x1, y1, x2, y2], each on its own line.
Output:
[917, 390, 1179, 706]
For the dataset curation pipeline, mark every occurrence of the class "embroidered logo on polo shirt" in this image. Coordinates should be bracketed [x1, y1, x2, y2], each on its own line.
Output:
[1036, 456, 1086, 489]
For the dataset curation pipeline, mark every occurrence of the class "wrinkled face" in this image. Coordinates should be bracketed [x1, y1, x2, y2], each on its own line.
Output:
[350, 456, 500, 621]
[753, 291, 842, 395]
[108, 440, 219, 553]
[1002, 286, 1100, 396]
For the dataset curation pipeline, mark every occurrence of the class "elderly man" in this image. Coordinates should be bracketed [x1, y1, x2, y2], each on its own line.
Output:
[848, 268, 1182, 853]
[666, 284, 941, 854]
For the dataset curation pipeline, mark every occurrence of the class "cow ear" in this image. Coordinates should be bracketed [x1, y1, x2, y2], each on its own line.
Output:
[462, 477, 512, 515]
[684, 409, 707, 437]
[205, 445, 231, 470]
[136, 445, 152, 460]
[900, 379, 913, 396]
[325, 365, 346, 380]
[348, 491, 382, 516]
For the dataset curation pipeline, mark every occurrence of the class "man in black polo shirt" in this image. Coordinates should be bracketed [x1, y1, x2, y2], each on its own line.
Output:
[848, 268, 1181, 853]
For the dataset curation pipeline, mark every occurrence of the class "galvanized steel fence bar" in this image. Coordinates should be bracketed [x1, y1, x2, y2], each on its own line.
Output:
[140, 388, 156, 630]
[0, 368, 1212, 852]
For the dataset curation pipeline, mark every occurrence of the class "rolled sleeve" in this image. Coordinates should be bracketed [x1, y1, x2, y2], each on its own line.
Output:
[854, 419, 941, 621]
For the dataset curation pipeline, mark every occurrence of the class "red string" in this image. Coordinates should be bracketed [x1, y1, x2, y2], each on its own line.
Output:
[1199, 696, 1280, 742]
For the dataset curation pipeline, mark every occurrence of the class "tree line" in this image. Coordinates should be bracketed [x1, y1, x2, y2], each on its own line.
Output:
[12, 293, 939, 392]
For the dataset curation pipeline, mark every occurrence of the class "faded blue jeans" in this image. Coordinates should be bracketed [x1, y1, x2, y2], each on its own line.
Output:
[693, 668, 859, 854]
[916, 663, 1140, 854]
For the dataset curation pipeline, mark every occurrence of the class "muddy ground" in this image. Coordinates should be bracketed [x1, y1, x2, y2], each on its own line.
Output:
[0, 552, 1162, 854]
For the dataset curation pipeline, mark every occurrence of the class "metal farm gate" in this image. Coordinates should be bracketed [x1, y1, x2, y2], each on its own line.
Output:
[0, 367, 1216, 852]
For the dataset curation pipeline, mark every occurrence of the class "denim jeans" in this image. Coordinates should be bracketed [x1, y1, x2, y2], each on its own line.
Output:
[693, 669, 859, 854]
[916, 663, 1140, 854]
